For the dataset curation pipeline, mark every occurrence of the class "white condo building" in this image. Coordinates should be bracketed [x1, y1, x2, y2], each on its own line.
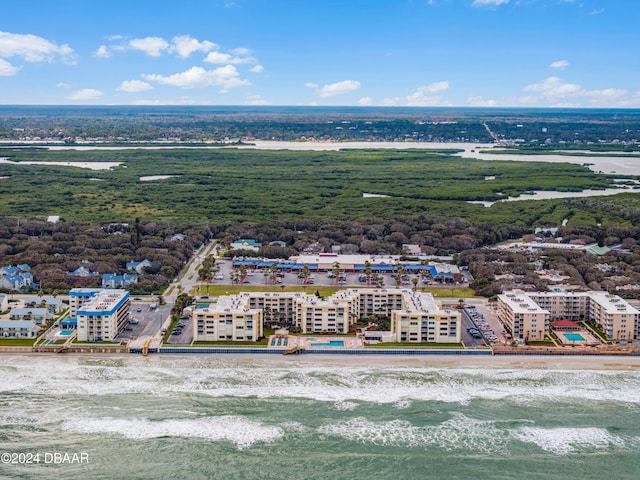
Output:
[76, 289, 130, 342]
[193, 289, 460, 343]
[498, 289, 639, 341]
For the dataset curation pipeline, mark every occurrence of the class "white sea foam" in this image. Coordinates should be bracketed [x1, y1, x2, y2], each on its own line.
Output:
[2, 358, 639, 406]
[319, 412, 507, 454]
[334, 401, 358, 411]
[61, 416, 283, 450]
[393, 400, 412, 409]
[512, 427, 625, 454]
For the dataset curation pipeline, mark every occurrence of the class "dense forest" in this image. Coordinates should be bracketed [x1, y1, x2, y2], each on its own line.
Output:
[0, 147, 635, 227]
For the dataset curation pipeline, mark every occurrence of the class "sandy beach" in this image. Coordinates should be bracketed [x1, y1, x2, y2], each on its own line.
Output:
[204, 353, 640, 370]
[3, 350, 637, 370]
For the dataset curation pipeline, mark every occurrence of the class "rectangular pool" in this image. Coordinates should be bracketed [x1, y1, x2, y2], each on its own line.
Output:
[563, 333, 585, 341]
[58, 330, 74, 337]
[310, 340, 345, 347]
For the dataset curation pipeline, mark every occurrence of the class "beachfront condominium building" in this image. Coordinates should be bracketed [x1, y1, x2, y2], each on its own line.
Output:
[497, 291, 551, 341]
[498, 290, 639, 341]
[192, 289, 460, 343]
[76, 289, 130, 342]
[390, 291, 461, 343]
[194, 294, 264, 342]
[69, 288, 104, 316]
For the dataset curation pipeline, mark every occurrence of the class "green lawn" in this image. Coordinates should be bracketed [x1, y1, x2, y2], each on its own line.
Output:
[191, 340, 269, 347]
[194, 284, 478, 299]
[195, 284, 345, 298]
[366, 342, 465, 349]
[0, 338, 36, 346]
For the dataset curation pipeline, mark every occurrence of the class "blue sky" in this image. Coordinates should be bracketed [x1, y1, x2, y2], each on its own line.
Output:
[0, 0, 637, 107]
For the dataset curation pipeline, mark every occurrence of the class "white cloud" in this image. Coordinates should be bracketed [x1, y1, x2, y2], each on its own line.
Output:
[170, 35, 217, 58]
[523, 76, 582, 97]
[203, 51, 255, 64]
[56, 82, 70, 88]
[471, 0, 509, 7]
[117, 80, 153, 93]
[142, 65, 250, 92]
[94, 45, 110, 58]
[131, 97, 214, 106]
[358, 96, 373, 106]
[250, 64, 264, 73]
[128, 37, 169, 57]
[589, 8, 604, 15]
[231, 47, 251, 56]
[521, 76, 631, 106]
[0, 31, 74, 63]
[245, 93, 270, 105]
[549, 59, 569, 69]
[381, 82, 451, 106]
[468, 95, 497, 106]
[66, 89, 104, 101]
[0, 58, 20, 76]
[419, 81, 449, 94]
[106, 35, 125, 41]
[306, 80, 362, 97]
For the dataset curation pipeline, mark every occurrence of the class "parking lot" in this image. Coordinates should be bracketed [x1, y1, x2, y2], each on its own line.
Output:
[114, 301, 171, 342]
[212, 261, 463, 289]
[165, 313, 193, 344]
[462, 304, 507, 346]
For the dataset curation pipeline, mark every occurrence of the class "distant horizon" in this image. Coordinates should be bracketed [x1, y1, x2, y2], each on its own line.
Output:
[1, 105, 640, 112]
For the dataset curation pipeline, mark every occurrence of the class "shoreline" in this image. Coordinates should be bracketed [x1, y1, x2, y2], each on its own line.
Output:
[2, 350, 638, 370]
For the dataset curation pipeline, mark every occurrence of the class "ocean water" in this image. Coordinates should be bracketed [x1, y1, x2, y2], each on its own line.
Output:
[0, 355, 638, 480]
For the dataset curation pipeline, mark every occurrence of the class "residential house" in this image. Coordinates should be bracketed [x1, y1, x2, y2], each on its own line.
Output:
[102, 273, 138, 289]
[67, 266, 98, 277]
[0, 319, 41, 338]
[126, 259, 153, 274]
[9, 307, 51, 325]
[0, 265, 33, 291]
[230, 239, 262, 252]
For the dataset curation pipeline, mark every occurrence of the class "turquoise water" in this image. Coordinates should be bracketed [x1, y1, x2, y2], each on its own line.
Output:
[311, 340, 345, 347]
[564, 333, 586, 341]
[58, 330, 74, 337]
[0, 355, 638, 479]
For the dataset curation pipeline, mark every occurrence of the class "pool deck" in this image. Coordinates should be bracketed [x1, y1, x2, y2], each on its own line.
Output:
[268, 335, 363, 350]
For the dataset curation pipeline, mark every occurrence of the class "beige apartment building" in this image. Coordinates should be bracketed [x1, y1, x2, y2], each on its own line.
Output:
[497, 291, 551, 341]
[498, 290, 639, 341]
[193, 289, 460, 343]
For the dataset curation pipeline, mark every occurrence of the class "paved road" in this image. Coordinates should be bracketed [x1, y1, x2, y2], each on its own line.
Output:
[164, 239, 217, 302]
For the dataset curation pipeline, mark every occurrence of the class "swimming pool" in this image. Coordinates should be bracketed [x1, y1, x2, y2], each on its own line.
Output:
[563, 333, 586, 342]
[57, 330, 74, 337]
[310, 340, 345, 347]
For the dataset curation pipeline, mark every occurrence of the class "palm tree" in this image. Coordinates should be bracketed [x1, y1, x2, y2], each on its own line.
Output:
[302, 263, 310, 284]
[269, 264, 278, 284]
[332, 262, 341, 285]
[365, 261, 372, 286]
[411, 277, 419, 292]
